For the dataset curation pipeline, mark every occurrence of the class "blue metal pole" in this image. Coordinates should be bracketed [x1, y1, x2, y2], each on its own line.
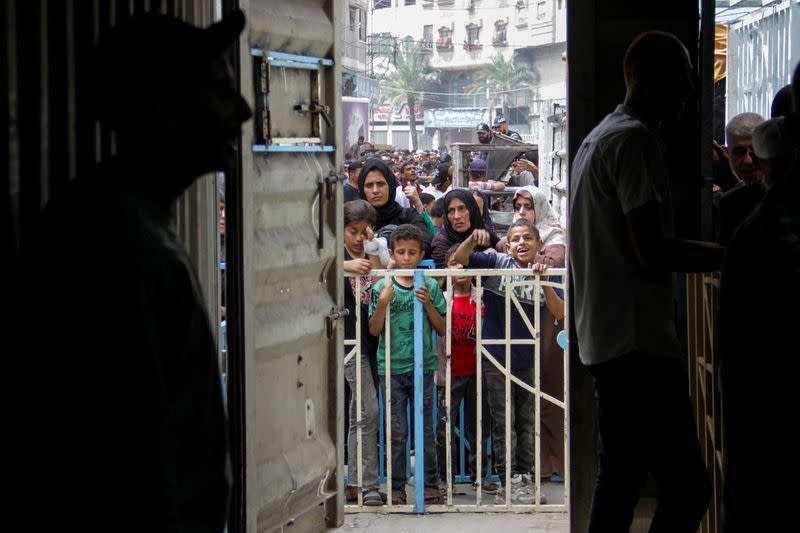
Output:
[413, 269, 425, 513]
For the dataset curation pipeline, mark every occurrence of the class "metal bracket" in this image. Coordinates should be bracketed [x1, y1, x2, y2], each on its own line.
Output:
[323, 170, 344, 201]
[326, 306, 350, 339]
[251, 48, 336, 153]
[295, 102, 333, 128]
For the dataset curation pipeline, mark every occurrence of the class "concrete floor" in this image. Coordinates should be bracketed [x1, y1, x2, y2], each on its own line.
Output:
[331, 479, 568, 533]
[330, 512, 569, 532]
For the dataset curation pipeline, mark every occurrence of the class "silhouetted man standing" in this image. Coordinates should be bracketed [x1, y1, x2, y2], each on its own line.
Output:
[570, 31, 723, 532]
[21, 11, 251, 532]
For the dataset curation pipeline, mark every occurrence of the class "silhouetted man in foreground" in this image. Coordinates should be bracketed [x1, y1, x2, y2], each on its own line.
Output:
[20, 11, 251, 532]
[570, 31, 723, 532]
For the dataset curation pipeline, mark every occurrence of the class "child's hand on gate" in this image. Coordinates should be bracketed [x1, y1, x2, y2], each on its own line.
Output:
[529, 262, 550, 280]
[345, 258, 372, 275]
[415, 285, 431, 306]
[379, 283, 395, 305]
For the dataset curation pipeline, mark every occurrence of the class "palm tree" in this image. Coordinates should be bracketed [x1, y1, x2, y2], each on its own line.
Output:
[381, 41, 438, 150]
[471, 54, 536, 122]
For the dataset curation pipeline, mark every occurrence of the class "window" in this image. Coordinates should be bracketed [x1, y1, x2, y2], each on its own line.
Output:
[515, 0, 528, 27]
[404, 0, 416, 5]
[493, 20, 507, 45]
[349, 7, 357, 32]
[374, 0, 391, 9]
[536, 1, 548, 21]
[358, 9, 367, 41]
[422, 25, 434, 50]
[350, 7, 367, 41]
[437, 25, 453, 50]
[466, 24, 480, 46]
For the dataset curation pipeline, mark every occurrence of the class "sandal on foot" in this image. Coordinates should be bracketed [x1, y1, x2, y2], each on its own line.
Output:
[424, 486, 442, 504]
[362, 488, 383, 506]
[391, 489, 407, 505]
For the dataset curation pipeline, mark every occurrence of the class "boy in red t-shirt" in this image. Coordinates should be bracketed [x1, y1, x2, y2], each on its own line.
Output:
[436, 244, 498, 494]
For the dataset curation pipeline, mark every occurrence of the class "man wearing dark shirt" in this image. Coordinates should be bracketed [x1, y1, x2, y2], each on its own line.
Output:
[717, 112, 766, 244]
[344, 157, 366, 202]
[494, 116, 522, 141]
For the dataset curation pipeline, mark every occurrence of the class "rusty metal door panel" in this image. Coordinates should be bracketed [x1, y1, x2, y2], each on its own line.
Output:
[238, 1, 343, 532]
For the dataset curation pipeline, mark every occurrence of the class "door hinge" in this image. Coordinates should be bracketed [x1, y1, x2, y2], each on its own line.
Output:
[326, 306, 349, 338]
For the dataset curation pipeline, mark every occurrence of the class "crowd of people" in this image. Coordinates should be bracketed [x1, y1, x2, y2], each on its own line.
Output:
[342, 29, 799, 532]
[341, 121, 568, 507]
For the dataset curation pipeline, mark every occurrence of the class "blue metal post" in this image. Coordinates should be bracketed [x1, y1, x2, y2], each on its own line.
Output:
[413, 269, 425, 513]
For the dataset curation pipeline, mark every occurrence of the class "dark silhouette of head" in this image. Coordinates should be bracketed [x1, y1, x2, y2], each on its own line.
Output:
[92, 11, 252, 201]
[771, 85, 794, 118]
[623, 31, 694, 126]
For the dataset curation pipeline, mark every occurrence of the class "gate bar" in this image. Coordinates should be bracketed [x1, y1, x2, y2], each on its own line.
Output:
[413, 269, 425, 513]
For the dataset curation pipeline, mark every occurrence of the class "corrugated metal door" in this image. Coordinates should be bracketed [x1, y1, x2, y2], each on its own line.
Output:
[727, 0, 800, 121]
[235, 2, 344, 531]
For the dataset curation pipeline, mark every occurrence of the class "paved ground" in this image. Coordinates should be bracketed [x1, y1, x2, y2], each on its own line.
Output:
[330, 512, 568, 532]
[331, 478, 568, 533]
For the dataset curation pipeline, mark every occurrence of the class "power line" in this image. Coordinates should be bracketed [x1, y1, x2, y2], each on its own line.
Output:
[377, 85, 534, 96]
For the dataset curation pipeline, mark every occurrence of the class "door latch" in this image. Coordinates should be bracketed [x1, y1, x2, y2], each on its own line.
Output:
[326, 306, 350, 338]
[294, 102, 333, 128]
[323, 170, 345, 201]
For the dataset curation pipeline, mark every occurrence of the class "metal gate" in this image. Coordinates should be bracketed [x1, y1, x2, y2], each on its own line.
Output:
[686, 273, 723, 533]
[343, 268, 569, 514]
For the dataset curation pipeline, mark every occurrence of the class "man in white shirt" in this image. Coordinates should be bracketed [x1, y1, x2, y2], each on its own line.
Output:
[569, 31, 724, 533]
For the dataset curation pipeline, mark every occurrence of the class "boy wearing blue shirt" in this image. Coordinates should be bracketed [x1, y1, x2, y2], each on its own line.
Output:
[369, 224, 447, 505]
[453, 219, 563, 504]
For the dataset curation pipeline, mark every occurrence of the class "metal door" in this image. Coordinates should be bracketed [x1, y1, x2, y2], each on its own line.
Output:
[235, 1, 344, 531]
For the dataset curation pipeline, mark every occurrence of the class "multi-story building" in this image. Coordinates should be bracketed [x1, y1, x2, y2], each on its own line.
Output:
[368, 0, 566, 151]
[342, 1, 378, 100]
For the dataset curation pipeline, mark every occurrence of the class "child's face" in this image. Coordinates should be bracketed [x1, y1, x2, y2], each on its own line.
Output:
[431, 215, 443, 228]
[507, 225, 542, 266]
[344, 221, 371, 256]
[390, 238, 424, 270]
[447, 257, 470, 286]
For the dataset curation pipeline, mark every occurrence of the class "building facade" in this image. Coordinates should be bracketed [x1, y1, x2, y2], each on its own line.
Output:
[368, 0, 566, 150]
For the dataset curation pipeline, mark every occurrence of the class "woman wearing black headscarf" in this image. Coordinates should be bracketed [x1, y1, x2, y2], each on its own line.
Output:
[430, 189, 499, 268]
[358, 158, 432, 255]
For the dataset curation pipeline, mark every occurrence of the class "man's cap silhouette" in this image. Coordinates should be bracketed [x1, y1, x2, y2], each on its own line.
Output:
[92, 10, 245, 121]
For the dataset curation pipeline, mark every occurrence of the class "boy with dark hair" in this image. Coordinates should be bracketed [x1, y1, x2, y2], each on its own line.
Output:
[343, 200, 385, 506]
[419, 192, 436, 214]
[430, 198, 445, 229]
[368, 224, 447, 505]
[454, 218, 563, 505]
